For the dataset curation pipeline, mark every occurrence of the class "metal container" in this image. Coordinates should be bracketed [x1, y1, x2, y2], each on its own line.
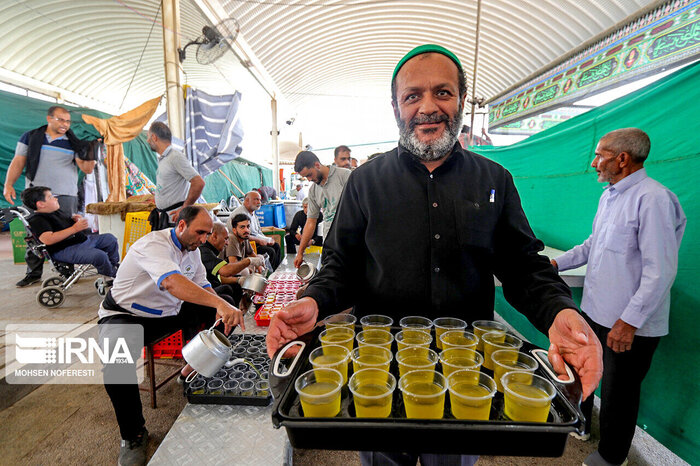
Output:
[182, 319, 234, 378]
[241, 273, 268, 295]
[296, 261, 316, 283]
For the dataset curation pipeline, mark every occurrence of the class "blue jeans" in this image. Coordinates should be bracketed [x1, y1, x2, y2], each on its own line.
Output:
[52, 233, 120, 277]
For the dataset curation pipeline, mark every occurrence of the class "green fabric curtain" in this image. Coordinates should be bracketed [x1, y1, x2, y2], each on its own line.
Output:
[474, 61, 700, 465]
[200, 157, 272, 203]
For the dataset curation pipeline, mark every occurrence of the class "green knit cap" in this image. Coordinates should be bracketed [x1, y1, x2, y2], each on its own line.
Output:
[392, 44, 463, 82]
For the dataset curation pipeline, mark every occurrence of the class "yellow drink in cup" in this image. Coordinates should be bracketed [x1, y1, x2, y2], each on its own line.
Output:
[481, 331, 522, 370]
[360, 314, 394, 331]
[440, 330, 478, 350]
[439, 347, 483, 377]
[295, 368, 343, 418]
[395, 330, 433, 352]
[502, 371, 556, 423]
[399, 370, 447, 419]
[356, 329, 394, 352]
[319, 327, 355, 353]
[491, 350, 539, 392]
[447, 370, 496, 420]
[309, 345, 351, 385]
[432, 317, 467, 350]
[349, 368, 396, 418]
[399, 316, 433, 339]
[472, 320, 509, 352]
[324, 313, 357, 330]
[351, 346, 392, 374]
[396, 347, 438, 377]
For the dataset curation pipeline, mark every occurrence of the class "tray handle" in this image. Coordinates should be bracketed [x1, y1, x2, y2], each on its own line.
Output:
[530, 348, 587, 436]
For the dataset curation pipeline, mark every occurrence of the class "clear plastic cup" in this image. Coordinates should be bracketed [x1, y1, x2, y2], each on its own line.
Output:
[229, 370, 244, 381]
[502, 371, 556, 423]
[472, 320, 509, 352]
[440, 330, 478, 350]
[349, 368, 396, 418]
[439, 347, 484, 377]
[360, 314, 394, 331]
[447, 369, 496, 420]
[399, 316, 433, 338]
[239, 379, 255, 396]
[433, 317, 467, 350]
[399, 369, 447, 419]
[356, 329, 394, 352]
[213, 370, 228, 379]
[395, 330, 433, 352]
[396, 346, 438, 377]
[492, 350, 539, 392]
[294, 368, 343, 417]
[319, 327, 355, 352]
[351, 346, 392, 373]
[309, 344, 351, 385]
[223, 379, 240, 396]
[482, 332, 523, 370]
[255, 380, 270, 397]
[189, 378, 206, 395]
[324, 313, 357, 329]
[207, 378, 224, 395]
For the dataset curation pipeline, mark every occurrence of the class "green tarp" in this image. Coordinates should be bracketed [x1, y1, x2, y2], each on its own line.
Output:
[474, 61, 700, 465]
[201, 156, 272, 202]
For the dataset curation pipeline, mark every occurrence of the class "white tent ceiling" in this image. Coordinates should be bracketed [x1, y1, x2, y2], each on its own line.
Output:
[0, 0, 657, 161]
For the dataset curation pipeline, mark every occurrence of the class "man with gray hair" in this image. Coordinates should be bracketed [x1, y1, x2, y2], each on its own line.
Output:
[147, 121, 205, 229]
[553, 128, 685, 466]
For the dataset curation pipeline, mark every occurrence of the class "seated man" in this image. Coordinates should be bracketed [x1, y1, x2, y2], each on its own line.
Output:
[199, 222, 264, 303]
[228, 191, 281, 269]
[225, 213, 265, 276]
[98, 206, 243, 466]
[285, 198, 323, 253]
[21, 185, 119, 278]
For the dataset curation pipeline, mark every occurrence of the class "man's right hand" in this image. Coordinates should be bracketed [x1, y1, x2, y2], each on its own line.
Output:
[249, 256, 264, 268]
[73, 217, 89, 232]
[216, 300, 245, 334]
[3, 186, 16, 205]
[266, 297, 318, 358]
[294, 252, 304, 268]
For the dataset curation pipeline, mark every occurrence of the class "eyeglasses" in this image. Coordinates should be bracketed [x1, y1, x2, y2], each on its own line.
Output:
[52, 117, 71, 124]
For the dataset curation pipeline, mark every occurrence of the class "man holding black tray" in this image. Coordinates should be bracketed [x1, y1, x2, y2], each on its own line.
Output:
[267, 44, 604, 465]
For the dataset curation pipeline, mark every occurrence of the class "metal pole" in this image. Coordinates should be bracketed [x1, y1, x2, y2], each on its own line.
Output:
[468, 0, 483, 146]
[271, 97, 280, 192]
[162, 0, 184, 140]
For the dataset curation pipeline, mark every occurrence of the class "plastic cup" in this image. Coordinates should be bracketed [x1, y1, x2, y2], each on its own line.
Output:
[295, 368, 343, 417]
[319, 327, 355, 352]
[239, 379, 255, 396]
[399, 316, 433, 338]
[360, 314, 394, 331]
[472, 320, 509, 352]
[223, 379, 240, 396]
[502, 371, 556, 423]
[440, 330, 478, 350]
[324, 313, 357, 329]
[189, 378, 206, 395]
[492, 350, 539, 392]
[349, 368, 396, 418]
[207, 378, 224, 395]
[351, 346, 392, 373]
[447, 370, 496, 420]
[309, 344, 351, 385]
[399, 369, 447, 419]
[439, 347, 484, 377]
[395, 330, 433, 352]
[255, 380, 270, 397]
[482, 332, 523, 370]
[356, 329, 394, 352]
[396, 346, 438, 377]
[433, 317, 467, 350]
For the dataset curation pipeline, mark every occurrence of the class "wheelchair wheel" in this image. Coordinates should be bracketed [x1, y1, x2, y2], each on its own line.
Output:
[42, 276, 63, 288]
[37, 286, 65, 308]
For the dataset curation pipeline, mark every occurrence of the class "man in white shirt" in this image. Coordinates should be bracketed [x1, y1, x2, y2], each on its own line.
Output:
[228, 190, 281, 269]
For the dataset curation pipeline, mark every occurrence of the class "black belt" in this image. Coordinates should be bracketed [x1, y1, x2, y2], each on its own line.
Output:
[101, 289, 134, 315]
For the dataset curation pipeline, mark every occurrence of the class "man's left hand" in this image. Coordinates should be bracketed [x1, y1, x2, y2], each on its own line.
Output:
[607, 319, 636, 353]
[548, 308, 603, 400]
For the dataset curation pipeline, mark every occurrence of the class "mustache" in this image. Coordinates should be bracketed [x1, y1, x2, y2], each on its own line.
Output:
[409, 114, 449, 131]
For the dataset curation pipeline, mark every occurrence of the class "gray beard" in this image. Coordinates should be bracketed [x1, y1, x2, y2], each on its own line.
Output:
[398, 111, 463, 161]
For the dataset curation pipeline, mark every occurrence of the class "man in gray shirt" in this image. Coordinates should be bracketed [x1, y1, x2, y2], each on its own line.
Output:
[4, 106, 96, 287]
[293, 150, 351, 268]
[148, 122, 205, 225]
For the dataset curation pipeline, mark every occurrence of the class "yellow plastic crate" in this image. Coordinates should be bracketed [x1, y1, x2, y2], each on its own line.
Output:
[122, 211, 152, 259]
[305, 245, 323, 254]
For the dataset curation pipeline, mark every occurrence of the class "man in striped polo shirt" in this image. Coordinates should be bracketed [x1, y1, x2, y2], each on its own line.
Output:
[4, 105, 96, 287]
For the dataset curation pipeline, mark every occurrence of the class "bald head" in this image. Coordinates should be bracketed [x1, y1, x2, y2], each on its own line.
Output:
[243, 190, 262, 213]
[209, 222, 229, 251]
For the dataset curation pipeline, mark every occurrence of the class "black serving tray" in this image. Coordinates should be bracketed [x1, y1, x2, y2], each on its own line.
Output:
[270, 325, 586, 457]
[184, 333, 272, 406]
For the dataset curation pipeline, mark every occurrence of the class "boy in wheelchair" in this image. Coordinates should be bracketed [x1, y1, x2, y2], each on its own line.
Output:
[21, 186, 120, 281]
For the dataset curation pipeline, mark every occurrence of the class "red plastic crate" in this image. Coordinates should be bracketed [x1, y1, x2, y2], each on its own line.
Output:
[151, 330, 184, 359]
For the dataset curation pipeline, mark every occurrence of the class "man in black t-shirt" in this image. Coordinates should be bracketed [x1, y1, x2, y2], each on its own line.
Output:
[197, 222, 248, 304]
[285, 198, 323, 253]
[21, 186, 119, 277]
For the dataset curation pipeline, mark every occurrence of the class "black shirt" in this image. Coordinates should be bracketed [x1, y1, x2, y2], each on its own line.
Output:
[304, 143, 576, 334]
[287, 210, 323, 245]
[28, 211, 87, 254]
[198, 241, 228, 288]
